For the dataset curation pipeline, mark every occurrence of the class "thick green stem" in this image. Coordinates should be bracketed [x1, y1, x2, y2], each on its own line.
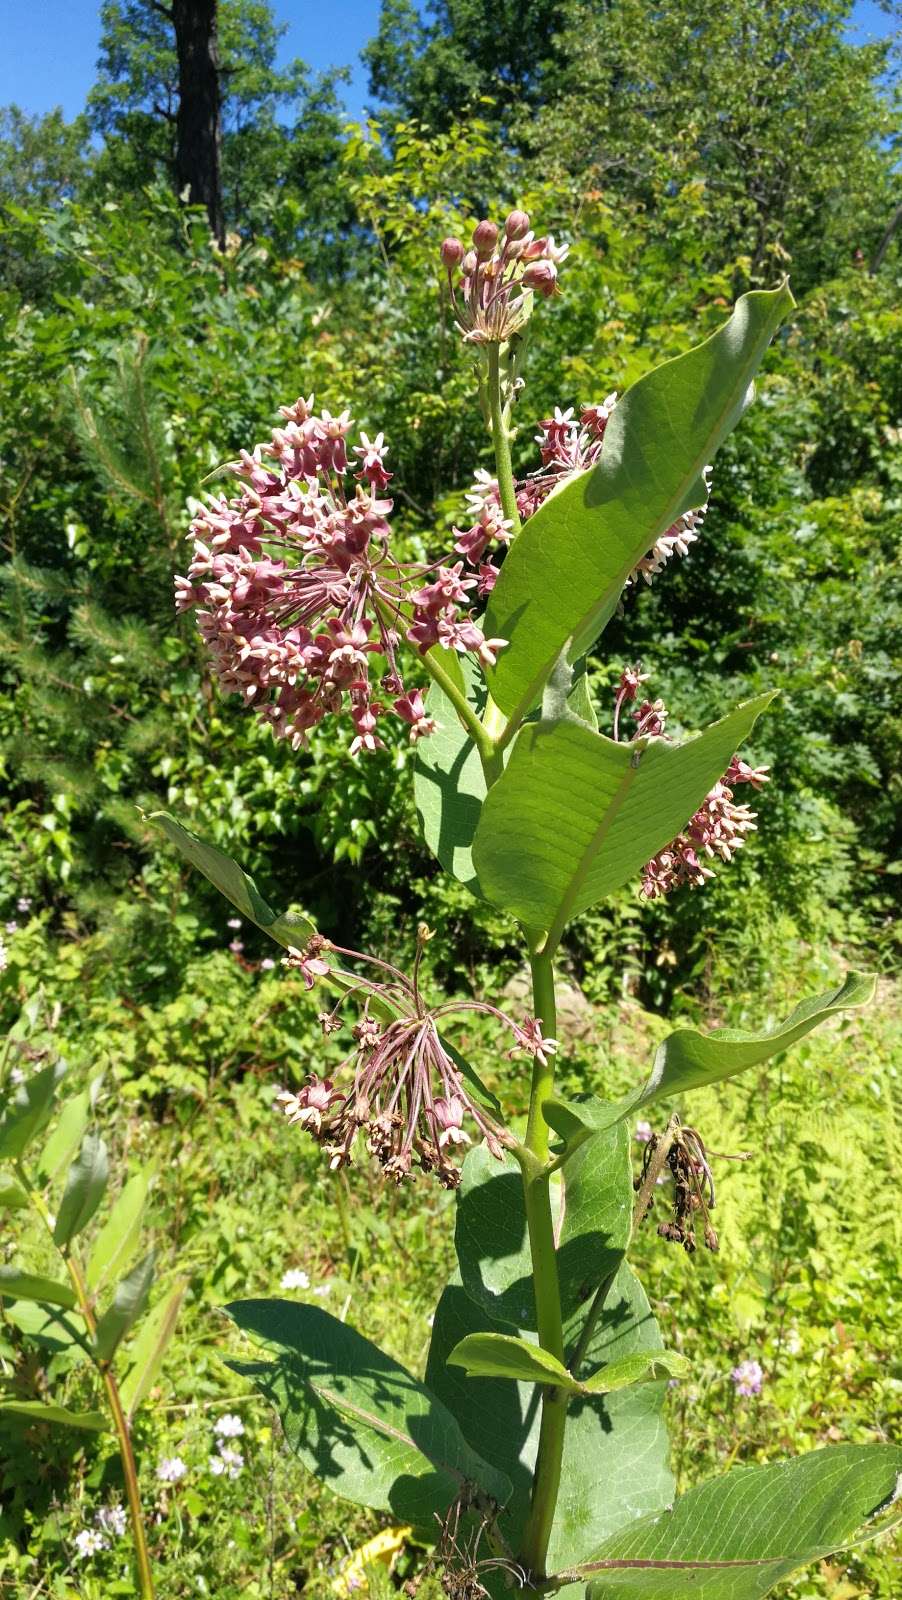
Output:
[17, 1164, 157, 1600]
[518, 951, 568, 1581]
[487, 344, 522, 536]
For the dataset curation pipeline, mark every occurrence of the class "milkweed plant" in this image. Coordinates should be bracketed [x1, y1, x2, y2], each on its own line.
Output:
[152, 211, 899, 1599]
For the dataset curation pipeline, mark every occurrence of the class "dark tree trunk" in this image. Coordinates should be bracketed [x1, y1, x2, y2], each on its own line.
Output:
[172, 0, 224, 245]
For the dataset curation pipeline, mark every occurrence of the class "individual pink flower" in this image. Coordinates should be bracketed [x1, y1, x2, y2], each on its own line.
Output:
[394, 690, 437, 742]
[282, 936, 332, 989]
[634, 1120, 654, 1143]
[509, 1016, 559, 1068]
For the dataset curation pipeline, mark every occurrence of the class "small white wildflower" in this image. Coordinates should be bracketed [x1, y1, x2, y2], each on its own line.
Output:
[312, 1283, 331, 1297]
[0, 939, 7, 973]
[74, 1528, 109, 1558]
[280, 1268, 310, 1290]
[214, 1412, 244, 1439]
[260, 957, 275, 970]
[634, 1120, 654, 1143]
[96, 1504, 128, 1538]
[156, 1455, 188, 1484]
[16, 896, 32, 913]
[212, 1446, 243, 1479]
[4, 920, 18, 934]
[9, 1065, 25, 1085]
[227, 917, 242, 930]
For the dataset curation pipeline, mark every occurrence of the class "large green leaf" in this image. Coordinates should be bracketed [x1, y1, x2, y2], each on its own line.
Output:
[455, 1127, 631, 1335]
[0, 1267, 77, 1309]
[630, 972, 877, 1112]
[120, 1277, 188, 1421]
[86, 1166, 153, 1292]
[0, 1060, 66, 1161]
[93, 1251, 156, 1363]
[225, 1298, 511, 1526]
[573, 1444, 902, 1599]
[414, 657, 487, 892]
[53, 1133, 109, 1247]
[472, 695, 774, 942]
[0, 1400, 107, 1432]
[150, 812, 315, 950]
[484, 285, 794, 724]
[426, 1264, 675, 1572]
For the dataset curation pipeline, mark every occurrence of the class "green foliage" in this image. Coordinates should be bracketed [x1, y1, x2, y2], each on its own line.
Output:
[484, 286, 793, 720]
[579, 1445, 902, 1598]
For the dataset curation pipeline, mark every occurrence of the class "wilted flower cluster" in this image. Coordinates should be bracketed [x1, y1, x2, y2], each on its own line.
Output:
[176, 397, 506, 755]
[276, 929, 553, 1187]
[441, 210, 569, 344]
[451, 399, 707, 596]
[611, 666, 769, 899]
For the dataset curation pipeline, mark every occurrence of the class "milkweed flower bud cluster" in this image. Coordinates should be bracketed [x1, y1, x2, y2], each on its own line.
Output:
[451, 397, 707, 595]
[441, 210, 569, 344]
[613, 666, 770, 898]
[274, 931, 554, 1187]
[176, 397, 505, 754]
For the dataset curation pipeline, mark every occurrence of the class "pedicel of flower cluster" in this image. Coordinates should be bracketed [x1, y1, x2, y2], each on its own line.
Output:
[732, 1358, 765, 1397]
[276, 927, 555, 1187]
[176, 397, 507, 756]
[441, 210, 569, 345]
[450, 399, 707, 596]
[611, 665, 770, 899]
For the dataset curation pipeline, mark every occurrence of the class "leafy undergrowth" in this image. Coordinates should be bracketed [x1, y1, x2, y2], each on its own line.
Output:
[0, 956, 899, 1599]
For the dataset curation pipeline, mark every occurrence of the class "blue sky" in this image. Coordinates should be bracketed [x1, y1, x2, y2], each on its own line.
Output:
[2, 1, 897, 126]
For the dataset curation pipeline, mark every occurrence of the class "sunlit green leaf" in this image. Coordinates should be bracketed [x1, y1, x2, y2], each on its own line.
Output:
[0, 1060, 66, 1162]
[53, 1132, 109, 1247]
[150, 812, 314, 950]
[0, 1267, 77, 1309]
[484, 285, 794, 723]
[93, 1251, 156, 1363]
[120, 1278, 188, 1421]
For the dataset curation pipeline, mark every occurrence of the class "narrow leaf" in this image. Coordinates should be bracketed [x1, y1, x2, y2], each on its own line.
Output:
[0, 1400, 107, 1432]
[447, 1332, 581, 1392]
[53, 1132, 109, 1247]
[86, 1166, 153, 1292]
[0, 1060, 66, 1161]
[631, 972, 877, 1112]
[473, 695, 774, 940]
[121, 1277, 188, 1420]
[484, 284, 794, 722]
[0, 1267, 77, 1309]
[575, 1444, 902, 1599]
[37, 1076, 103, 1186]
[93, 1251, 156, 1363]
[150, 812, 314, 950]
[581, 1350, 689, 1395]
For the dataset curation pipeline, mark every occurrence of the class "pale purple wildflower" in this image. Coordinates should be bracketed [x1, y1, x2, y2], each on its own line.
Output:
[209, 1446, 244, 1479]
[156, 1456, 188, 1484]
[96, 1505, 128, 1538]
[259, 956, 276, 970]
[16, 897, 32, 913]
[5, 920, 17, 934]
[0, 939, 7, 973]
[214, 1413, 245, 1439]
[227, 916, 242, 930]
[731, 1358, 764, 1397]
[634, 1120, 654, 1143]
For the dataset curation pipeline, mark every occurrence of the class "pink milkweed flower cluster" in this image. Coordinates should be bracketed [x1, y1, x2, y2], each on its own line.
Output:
[175, 397, 506, 755]
[451, 398, 707, 597]
[612, 666, 770, 899]
[441, 210, 569, 344]
[275, 929, 552, 1187]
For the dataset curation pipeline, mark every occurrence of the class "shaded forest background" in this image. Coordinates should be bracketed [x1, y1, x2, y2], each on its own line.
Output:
[1, 0, 900, 1023]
